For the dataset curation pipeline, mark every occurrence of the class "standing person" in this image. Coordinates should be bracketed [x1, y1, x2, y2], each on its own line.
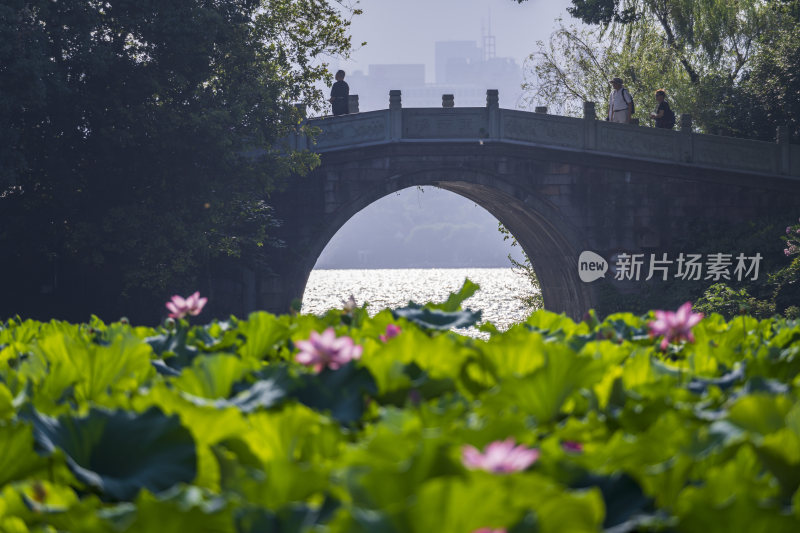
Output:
[607, 77, 633, 124]
[650, 89, 675, 129]
[329, 70, 349, 116]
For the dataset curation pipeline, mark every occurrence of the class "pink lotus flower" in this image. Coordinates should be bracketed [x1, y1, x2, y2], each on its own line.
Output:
[295, 327, 362, 373]
[787, 226, 792, 235]
[461, 438, 539, 474]
[165, 292, 207, 319]
[379, 324, 402, 342]
[648, 302, 703, 350]
[562, 441, 584, 453]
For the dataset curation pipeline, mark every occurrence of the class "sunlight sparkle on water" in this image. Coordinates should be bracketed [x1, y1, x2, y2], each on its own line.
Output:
[301, 268, 538, 333]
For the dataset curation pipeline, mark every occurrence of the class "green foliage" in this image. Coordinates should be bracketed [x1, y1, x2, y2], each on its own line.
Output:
[519, 0, 799, 138]
[0, 0, 357, 321]
[24, 407, 197, 502]
[694, 283, 775, 320]
[498, 223, 543, 311]
[3, 285, 800, 530]
[694, 219, 800, 320]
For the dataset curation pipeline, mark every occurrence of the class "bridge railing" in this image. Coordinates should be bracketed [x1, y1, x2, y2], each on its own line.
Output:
[290, 90, 797, 178]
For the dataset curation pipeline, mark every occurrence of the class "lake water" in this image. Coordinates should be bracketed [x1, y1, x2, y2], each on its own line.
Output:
[301, 268, 538, 331]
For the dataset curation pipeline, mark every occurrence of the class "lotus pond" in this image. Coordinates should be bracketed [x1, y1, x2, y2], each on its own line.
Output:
[2, 282, 800, 532]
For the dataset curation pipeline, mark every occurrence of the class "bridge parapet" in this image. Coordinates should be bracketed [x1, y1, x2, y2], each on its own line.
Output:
[293, 90, 797, 178]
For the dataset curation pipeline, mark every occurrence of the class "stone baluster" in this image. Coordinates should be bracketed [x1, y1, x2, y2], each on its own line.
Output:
[442, 94, 454, 108]
[583, 101, 597, 150]
[486, 89, 499, 108]
[680, 113, 692, 133]
[631, 118, 640, 126]
[583, 101, 596, 120]
[389, 90, 402, 141]
[348, 94, 359, 114]
[389, 89, 401, 109]
[535, 106, 548, 114]
[486, 89, 499, 139]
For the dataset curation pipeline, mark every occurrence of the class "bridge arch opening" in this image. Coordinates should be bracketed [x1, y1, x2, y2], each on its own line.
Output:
[301, 186, 539, 328]
[274, 148, 598, 320]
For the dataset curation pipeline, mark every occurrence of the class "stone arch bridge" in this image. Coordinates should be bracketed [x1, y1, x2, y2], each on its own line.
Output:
[215, 90, 800, 319]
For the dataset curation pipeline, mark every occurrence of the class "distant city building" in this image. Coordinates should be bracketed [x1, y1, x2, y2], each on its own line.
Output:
[435, 41, 482, 84]
[345, 34, 523, 112]
[369, 64, 426, 86]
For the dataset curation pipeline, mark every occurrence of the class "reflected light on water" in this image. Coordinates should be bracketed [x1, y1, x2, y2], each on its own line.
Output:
[301, 268, 539, 332]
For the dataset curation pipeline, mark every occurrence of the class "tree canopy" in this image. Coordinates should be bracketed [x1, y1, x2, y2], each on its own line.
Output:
[0, 0, 357, 321]
[515, 0, 799, 139]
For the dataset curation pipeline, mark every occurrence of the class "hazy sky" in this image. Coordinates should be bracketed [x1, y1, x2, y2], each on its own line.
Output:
[333, 0, 574, 82]
[316, 0, 578, 270]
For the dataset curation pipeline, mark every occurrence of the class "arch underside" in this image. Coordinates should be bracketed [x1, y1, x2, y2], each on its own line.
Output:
[293, 163, 596, 319]
[437, 180, 595, 318]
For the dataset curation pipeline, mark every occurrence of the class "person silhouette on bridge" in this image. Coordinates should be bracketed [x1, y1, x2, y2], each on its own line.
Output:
[650, 89, 675, 129]
[608, 77, 633, 124]
[329, 70, 349, 116]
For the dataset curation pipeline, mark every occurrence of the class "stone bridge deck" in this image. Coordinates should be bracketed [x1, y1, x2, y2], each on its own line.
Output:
[290, 90, 798, 180]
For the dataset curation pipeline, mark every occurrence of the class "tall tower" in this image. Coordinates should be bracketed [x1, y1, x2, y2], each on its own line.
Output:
[482, 11, 496, 62]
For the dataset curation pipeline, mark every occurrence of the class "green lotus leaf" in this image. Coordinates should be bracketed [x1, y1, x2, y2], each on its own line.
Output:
[499, 346, 605, 423]
[185, 378, 291, 413]
[152, 359, 181, 377]
[571, 473, 655, 529]
[172, 354, 250, 399]
[391, 305, 482, 331]
[146, 326, 200, 370]
[728, 393, 793, 435]
[118, 486, 233, 533]
[326, 507, 400, 533]
[18, 329, 153, 407]
[293, 361, 378, 424]
[131, 383, 249, 447]
[424, 279, 480, 312]
[243, 404, 343, 465]
[0, 481, 110, 533]
[182, 365, 294, 413]
[237, 312, 290, 361]
[687, 364, 746, 394]
[193, 321, 241, 353]
[227, 379, 290, 412]
[0, 422, 47, 486]
[742, 376, 790, 395]
[407, 477, 520, 533]
[674, 446, 795, 533]
[408, 474, 604, 533]
[0, 383, 14, 420]
[234, 498, 340, 533]
[25, 407, 197, 501]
